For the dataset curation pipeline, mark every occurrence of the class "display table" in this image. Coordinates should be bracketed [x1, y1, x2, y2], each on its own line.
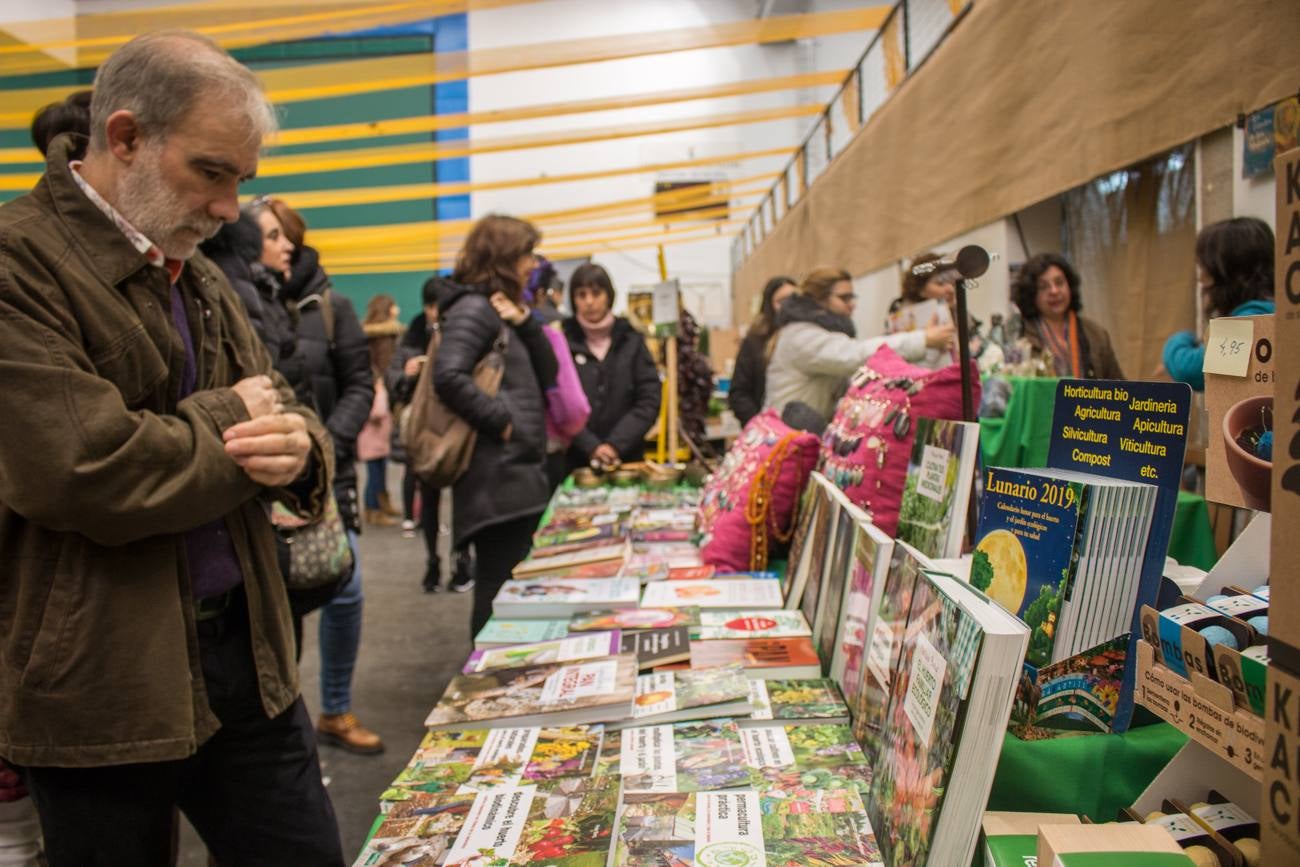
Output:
[978, 376, 1217, 570]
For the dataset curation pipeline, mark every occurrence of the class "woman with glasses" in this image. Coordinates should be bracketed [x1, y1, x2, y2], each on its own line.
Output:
[763, 266, 954, 421]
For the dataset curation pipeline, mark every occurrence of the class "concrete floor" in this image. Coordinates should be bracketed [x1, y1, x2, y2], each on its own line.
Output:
[179, 478, 471, 864]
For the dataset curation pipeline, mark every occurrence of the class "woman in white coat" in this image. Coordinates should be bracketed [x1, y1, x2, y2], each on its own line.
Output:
[763, 266, 954, 421]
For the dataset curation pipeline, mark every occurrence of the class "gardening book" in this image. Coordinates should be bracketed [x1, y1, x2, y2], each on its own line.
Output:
[810, 486, 859, 677]
[620, 626, 691, 670]
[641, 578, 783, 610]
[620, 789, 882, 867]
[742, 678, 851, 727]
[611, 789, 882, 867]
[867, 570, 1028, 867]
[831, 517, 894, 708]
[512, 541, 630, 578]
[618, 720, 752, 793]
[609, 664, 751, 728]
[352, 790, 476, 866]
[688, 636, 821, 679]
[851, 541, 932, 764]
[463, 631, 621, 674]
[691, 610, 811, 641]
[783, 473, 836, 611]
[493, 577, 641, 619]
[425, 654, 638, 730]
[741, 723, 871, 795]
[379, 725, 604, 807]
[569, 607, 700, 632]
[474, 618, 570, 649]
[896, 417, 980, 560]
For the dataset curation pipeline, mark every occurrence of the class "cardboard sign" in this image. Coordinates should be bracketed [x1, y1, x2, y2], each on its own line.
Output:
[1272, 147, 1300, 662]
[1264, 663, 1300, 865]
[1205, 314, 1274, 510]
[1202, 317, 1256, 377]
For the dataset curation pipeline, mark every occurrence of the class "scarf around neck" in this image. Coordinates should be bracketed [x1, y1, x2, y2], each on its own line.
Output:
[579, 311, 616, 361]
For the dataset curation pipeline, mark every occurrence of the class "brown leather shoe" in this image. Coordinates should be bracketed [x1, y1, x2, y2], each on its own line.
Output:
[317, 712, 384, 755]
[377, 491, 403, 518]
[364, 509, 399, 527]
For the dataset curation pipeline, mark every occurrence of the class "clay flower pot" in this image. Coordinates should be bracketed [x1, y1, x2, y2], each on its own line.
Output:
[1222, 395, 1272, 511]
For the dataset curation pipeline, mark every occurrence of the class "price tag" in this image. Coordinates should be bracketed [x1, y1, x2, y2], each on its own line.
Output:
[1202, 317, 1254, 377]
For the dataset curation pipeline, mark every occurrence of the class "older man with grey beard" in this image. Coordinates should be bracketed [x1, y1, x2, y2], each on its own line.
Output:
[0, 31, 344, 865]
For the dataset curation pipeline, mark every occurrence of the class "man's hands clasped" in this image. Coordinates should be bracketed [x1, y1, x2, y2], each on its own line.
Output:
[225, 376, 311, 487]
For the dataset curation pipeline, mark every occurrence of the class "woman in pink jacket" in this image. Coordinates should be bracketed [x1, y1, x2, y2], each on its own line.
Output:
[361, 295, 403, 525]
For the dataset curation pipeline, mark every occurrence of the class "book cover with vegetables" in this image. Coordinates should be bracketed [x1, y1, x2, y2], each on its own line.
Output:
[619, 720, 751, 793]
[513, 775, 619, 867]
[379, 726, 604, 807]
[760, 788, 883, 867]
[852, 542, 928, 765]
[746, 678, 851, 724]
[896, 418, 979, 560]
[973, 466, 1086, 669]
[742, 723, 871, 795]
[867, 571, 982, 867]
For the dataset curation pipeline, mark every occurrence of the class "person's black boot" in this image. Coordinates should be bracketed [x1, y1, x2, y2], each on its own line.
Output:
[422, 560, 441, 593]
[449, 546, 475, 593]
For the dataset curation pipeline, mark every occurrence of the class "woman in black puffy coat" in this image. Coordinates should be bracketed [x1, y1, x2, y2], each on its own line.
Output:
[561, 262, 661, 476]
[433, 215, 558, 634]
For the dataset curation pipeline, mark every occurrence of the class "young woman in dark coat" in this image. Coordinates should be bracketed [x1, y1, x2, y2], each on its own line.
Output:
[433, 216, 558, 635]
[561, 263, 661, 475]
[249, 197, 384, 755]
[727, 275, 796, 426]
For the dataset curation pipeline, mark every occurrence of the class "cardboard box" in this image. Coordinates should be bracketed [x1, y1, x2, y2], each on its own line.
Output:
[983, 812, 1080, 867]
[1038, 823, 1192, 865]
[1273, 147, 1300, 663]
[1131, 741, 1260, 820]
[1135, 641, 1265, 779]
[1263, 661, 1300, 865]
[1204, 314, 1274, 510]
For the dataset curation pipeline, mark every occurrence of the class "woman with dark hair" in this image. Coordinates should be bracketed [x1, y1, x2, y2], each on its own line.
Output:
[31, 89, 92, 159]
[765, 266, 953, 420]
[245, 197, 384, 756]
[434, 215, 558, 634]
[728, 275, 797, 426]
[1012, 252, 1123, 380]
[1163, 217, 1275, 391]
[360, 294, 403, 526]
[562, 262, 661, 474]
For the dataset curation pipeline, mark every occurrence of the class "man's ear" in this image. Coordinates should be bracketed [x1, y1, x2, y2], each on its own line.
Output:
[102, 110, 143, 163]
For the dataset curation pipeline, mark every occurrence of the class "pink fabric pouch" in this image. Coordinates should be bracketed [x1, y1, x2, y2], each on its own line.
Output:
[699, 409, 821, 572]
[819, 346, 978, 535]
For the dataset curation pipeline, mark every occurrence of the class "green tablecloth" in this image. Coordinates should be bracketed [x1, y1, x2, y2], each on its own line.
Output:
[988, 723, 1187, 820]
[978, 377, 1217, 571]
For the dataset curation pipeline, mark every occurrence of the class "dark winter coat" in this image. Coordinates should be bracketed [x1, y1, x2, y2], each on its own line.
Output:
[280, 245, 374, 530]
[562, 316, 661, 468]
[433, 280, 558, 544]
[727, 329, 768, 427]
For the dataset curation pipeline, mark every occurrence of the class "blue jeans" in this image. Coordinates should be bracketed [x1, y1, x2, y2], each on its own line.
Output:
[363, 458, 387, 510]
[318, 531, 363, 716]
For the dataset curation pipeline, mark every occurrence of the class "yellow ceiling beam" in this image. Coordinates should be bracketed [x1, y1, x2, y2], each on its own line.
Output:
[0, 0, 540, 75]
[253, 105, 821, 178]
[0, 6, 886, 125]
[256, 146, 794, 210]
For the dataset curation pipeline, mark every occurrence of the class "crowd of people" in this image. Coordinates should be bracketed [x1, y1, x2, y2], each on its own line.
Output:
[0, 27, 1281, 867]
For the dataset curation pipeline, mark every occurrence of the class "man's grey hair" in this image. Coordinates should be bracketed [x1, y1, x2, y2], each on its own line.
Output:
[88, 30, 277, 152]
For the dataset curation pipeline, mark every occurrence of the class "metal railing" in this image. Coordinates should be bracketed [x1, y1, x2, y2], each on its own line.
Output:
[732, 0, 972, 273]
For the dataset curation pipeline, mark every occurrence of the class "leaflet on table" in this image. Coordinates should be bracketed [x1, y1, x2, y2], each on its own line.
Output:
[463, 631, 621, 674]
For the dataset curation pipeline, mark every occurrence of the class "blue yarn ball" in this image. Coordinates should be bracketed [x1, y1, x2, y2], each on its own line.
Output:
[1248, 615, 1269, 636]
[1256, 431, 1273, 461]
[1199, 625, 1239, 650]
